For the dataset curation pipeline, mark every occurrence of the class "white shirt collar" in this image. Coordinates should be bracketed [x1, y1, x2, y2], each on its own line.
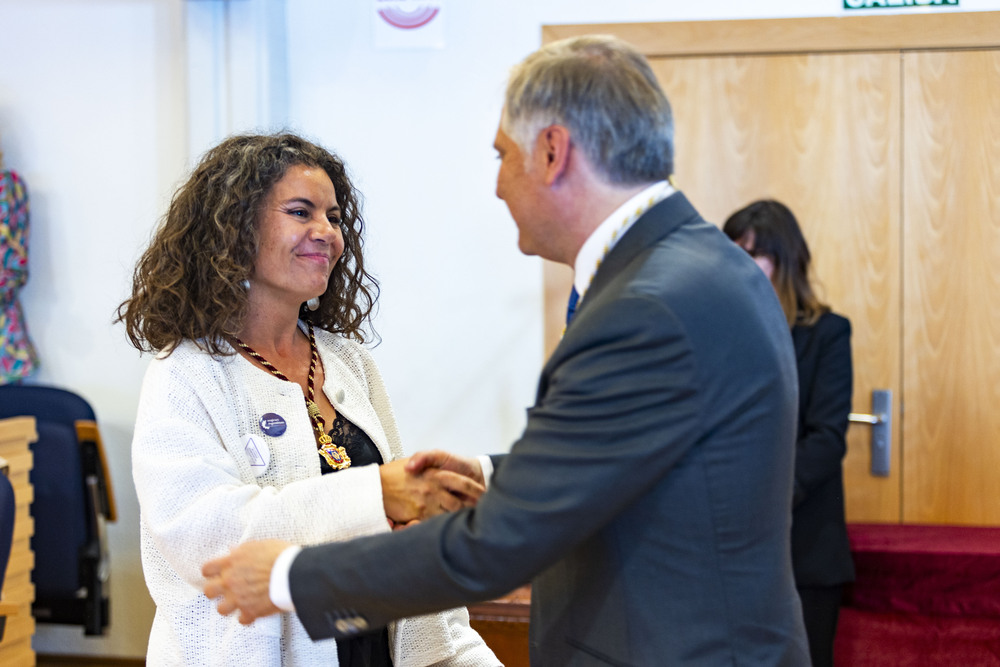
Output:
[572, 180, 675, 298]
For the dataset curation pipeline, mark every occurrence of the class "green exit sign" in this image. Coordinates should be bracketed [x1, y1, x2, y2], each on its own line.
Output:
[844, 0, 957, 7]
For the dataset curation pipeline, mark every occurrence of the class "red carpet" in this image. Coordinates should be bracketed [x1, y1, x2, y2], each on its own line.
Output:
[835, 524, 1000, 666]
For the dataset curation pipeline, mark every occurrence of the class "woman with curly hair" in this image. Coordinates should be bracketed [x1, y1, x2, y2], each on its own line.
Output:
[723, 199, 855, 667]
[118, 133, 499, 667]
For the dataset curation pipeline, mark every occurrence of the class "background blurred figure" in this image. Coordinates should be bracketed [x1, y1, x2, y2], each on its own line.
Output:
[724, 199, 855, 667]
[0, 140, 40, 384]
[117, 132, 498, 667]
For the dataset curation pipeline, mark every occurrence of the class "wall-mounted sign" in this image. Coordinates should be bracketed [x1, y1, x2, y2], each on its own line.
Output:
[844, 0, 957, 8]
[374, 1, 445, 49]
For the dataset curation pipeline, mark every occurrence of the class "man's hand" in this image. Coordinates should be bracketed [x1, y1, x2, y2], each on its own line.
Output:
[202, 539, 290, 625]
[405, 449, 485, 487]
[380, 456, 484, 525]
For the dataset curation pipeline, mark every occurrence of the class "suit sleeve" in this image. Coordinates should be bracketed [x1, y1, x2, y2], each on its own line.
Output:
[792, 316, 852, 507]
[290, 293, 704, 640]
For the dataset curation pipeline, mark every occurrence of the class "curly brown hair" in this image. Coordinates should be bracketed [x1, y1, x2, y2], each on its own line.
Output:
[117, 132, 379, 356]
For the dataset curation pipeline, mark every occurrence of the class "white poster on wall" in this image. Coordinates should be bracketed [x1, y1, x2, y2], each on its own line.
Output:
[374, 0, 446, 49]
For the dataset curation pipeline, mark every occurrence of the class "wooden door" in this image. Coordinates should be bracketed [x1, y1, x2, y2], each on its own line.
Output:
[902, 49, 1000, 524]
[543, 12, 1000, 525]
[648, 52, 902, 523]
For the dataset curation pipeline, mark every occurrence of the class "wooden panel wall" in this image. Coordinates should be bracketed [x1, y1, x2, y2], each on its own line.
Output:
[649, 51, 903, 522]
[902, 49, 1000, 524]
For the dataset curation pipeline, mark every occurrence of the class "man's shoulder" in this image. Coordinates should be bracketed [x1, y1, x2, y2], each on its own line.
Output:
[628, 220, 754, 304]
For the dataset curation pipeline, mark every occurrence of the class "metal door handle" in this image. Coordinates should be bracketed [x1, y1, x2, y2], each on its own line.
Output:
[848, 389, 892, 477]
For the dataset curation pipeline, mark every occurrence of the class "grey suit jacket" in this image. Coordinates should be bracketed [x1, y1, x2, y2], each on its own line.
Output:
[291, 192, 810, 666]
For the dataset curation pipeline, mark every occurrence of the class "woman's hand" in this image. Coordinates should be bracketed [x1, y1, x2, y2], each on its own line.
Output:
[379, 457, 484, 524]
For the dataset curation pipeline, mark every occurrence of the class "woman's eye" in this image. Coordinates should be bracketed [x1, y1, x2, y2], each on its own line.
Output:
[289, 209, 308, 218]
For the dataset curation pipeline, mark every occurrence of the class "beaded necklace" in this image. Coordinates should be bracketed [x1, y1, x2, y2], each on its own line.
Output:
[580, 182, 675, 300]
[235, 324, 351, 470]
[564, 182, 675, 333]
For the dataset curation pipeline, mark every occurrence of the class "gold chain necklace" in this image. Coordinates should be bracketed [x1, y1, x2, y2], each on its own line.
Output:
[564, 183, 675, 336]
[235, 324, 351, 470]
[584, 183, 675, 294]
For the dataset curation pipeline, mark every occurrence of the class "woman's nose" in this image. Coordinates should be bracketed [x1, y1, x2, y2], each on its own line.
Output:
[309, 214, 339, 242]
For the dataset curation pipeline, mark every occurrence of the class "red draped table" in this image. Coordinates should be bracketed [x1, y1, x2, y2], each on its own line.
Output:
[836, 523, 1000, 666]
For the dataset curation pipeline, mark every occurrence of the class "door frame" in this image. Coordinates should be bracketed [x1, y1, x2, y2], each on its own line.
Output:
[543, 11, 1000, 57]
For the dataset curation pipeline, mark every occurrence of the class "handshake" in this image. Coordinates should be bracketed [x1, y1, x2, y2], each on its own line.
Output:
[379, 449, 487, 527]
[201, 449, 486, 625]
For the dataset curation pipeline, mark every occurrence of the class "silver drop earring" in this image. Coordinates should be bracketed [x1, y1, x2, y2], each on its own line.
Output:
[306, 297, 320, 311]
[240, 279, 250, 290]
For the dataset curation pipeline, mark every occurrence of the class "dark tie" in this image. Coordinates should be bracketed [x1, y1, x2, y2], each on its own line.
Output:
[566, 286, 580, 325]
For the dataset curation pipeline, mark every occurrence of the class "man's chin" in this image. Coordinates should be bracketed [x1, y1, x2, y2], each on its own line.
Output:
[516, 237, 538, 257]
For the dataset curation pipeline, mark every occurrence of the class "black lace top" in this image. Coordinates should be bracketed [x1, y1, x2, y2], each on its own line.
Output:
[320, 413, 386, 472]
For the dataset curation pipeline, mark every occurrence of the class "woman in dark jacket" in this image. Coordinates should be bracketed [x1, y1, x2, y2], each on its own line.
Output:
[724, 199, 855, 667]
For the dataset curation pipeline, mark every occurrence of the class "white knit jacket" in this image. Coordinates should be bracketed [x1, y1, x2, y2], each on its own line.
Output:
[133, 325, 500, 666]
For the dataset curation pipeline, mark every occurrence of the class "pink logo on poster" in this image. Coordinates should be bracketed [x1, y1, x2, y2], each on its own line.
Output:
[377, 2, 440, 30]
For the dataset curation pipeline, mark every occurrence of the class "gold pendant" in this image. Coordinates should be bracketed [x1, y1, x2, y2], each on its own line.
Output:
[319, 443, 352, 470]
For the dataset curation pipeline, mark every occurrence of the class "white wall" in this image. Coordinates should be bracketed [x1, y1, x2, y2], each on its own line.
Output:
[1, 0, 997, 658]
[0, 0, 186, 657]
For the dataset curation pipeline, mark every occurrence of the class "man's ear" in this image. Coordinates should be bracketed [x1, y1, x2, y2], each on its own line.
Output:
[537, 125, 572, 186]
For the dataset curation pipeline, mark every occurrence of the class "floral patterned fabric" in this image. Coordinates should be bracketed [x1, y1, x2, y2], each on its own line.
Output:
[0, 169, 39, 384]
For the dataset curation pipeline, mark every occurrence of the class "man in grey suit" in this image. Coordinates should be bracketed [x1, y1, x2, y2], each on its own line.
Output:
[204, 35, 810, 665]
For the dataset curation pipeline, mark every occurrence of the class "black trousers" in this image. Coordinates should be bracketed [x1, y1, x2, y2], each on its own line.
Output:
[798, 584, 844, 667]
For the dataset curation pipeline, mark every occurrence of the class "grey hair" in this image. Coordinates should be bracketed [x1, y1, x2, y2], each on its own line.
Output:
[501, 34, 674, 185]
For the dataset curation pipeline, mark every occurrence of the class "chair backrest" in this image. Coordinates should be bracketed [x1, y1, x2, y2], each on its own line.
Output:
[0, 385, 90, 592]
[0, 384, 96, 424]
[0, 384, 112, 634]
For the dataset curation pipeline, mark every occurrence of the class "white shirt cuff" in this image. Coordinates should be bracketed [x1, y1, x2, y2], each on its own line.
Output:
[478, 455, 494, 490]
[270, 545, 302, 612]
[270, 457, 492, 611]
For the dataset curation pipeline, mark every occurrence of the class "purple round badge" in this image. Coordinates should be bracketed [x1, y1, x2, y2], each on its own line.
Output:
[259, 413, 287, 437]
